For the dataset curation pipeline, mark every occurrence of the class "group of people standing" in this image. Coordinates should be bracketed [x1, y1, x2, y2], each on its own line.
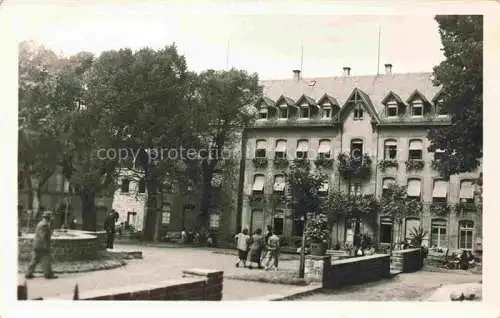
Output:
[234, 225, 280, 271]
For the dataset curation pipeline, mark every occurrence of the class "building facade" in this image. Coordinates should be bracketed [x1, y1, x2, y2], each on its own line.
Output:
[238, 66, 482, 251]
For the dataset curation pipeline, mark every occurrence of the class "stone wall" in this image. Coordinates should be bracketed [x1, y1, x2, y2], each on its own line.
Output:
[18, 231, 100, 262]
[390, 248, 424, 273]
[322, 254, 391, 289]
[19, 269, 223, 301]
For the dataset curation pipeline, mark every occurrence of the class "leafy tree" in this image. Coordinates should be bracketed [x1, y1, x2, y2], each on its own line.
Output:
[428, 15, 483, 177]
[380, 184, 409, 244]
[191, 69, 262, 229]
[84, 45, 200, 239]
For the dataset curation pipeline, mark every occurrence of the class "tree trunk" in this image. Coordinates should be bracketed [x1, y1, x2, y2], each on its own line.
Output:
[143, 178, 157, 242]
[81, 190, 96, 231]
[199, 160, 215, 230]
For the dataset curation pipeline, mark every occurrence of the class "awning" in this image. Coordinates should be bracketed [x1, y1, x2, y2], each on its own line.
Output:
[318, 140, 331, 153]
[407, 179, 421, 197]
[297, 140, 309, 152]
[432, 180, 448, 198]
[252, 175, 265, 191]
[273, 175, 285, 192]
[459, 181, 474, 199]
[275, 140, 287, 152]
[383, 178, 395, 189]
[409, 140, 423, 150]
[384, 140, 397, 146]
[319, 181, 329, 192]
[380, 217, 393, 225]
[256, 139, 267, 150]
[259, 108, 268, 114]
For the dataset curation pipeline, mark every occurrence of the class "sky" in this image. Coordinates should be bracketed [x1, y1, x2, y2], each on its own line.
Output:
[8, 1, 445, 80]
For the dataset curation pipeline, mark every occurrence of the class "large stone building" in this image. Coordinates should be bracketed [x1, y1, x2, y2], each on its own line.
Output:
[238, 65, 482, 251]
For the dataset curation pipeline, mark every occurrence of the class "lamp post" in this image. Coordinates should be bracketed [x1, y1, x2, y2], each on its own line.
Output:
[298, 212, 311, 278]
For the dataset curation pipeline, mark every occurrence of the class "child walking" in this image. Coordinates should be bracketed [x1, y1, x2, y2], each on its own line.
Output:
[234, 228, 250, 268]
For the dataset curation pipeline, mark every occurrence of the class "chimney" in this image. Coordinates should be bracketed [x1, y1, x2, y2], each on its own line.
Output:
[293, 69, 301, 81]
[343, 67, 351, 76]
[384, 63, 393, 74]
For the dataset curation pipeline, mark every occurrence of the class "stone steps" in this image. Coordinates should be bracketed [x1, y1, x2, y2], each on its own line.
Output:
[107, 249, 143, 259]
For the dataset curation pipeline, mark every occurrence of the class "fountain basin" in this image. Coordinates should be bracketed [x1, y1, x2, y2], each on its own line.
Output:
[18, 230, 107, 262]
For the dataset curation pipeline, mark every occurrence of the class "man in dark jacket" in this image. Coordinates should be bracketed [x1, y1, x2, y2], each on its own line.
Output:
[25, 211, 57, 279]
[104, 210, 117, 249]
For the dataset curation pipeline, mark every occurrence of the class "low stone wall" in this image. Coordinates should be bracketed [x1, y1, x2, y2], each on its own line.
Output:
[79, 231, 107, 251]
[322, 254, 391, 289]
[19, 269, 223, 301]
[391, 248, 424, 273]
[18, 230, 100, 262]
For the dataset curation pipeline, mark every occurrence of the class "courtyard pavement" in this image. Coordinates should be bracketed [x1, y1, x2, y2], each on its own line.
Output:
[17, 245, 300, 300]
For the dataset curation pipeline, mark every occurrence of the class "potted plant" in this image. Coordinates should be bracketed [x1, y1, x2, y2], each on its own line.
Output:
[304, 213, 330, 256]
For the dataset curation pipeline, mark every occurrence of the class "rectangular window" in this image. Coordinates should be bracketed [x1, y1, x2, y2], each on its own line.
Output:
[350, 183, 362, 196]
[319, 181, 329, 196]
[296, 140, 309, 160]
[273, 217, 284, 235]
[255, 140, 267, 158]
[432, 180, 448, 203]
[459, 181, 474, 203]
[300, 106, 310, 119]
[437, 100, 447, 115]
[293, 218, 304, 237]
[350, 140, 363, 160]
[434, 149, 445, 161]
[258, 108, 268, 120]
[273, 175, 285, 194]
[384, 140, 397, 160]
[322, 108, 331, 118]
[380, 219, 393, 244]
[318, 140, 331, 159]
[412, 102, 423, 117]
[382, 178, 395, 198]
[252, 175, 265, 194]
[408, 140, 423, 160]
[458, 221, 474, 249]
[431, 220, 447, 248]
[279, 107, 288, 119]
[354, 104, 364, 120]
[275, 140, 287, 159]
[387, 104, 398, 117]
[138, 179, 146, 193]
[407, 179, 421, 199]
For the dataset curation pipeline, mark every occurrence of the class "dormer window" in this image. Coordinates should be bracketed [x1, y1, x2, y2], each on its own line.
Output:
[387, 101, 398, 117]
[411, 100, 423, 117]
[437, 99, 447, 116]
[353, 103, 364, 120]
[279, 105, 288, 119]
[258, 108, 268, 120]
[300, 104, 310, 119]
[322, 107, 331, 118]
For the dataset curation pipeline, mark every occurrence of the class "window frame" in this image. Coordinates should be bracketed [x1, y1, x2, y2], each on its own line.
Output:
[353, 103, 364, 120]
[387, 101, 398, 117]
[458, 220, 474, 250]
[408, 139, 423, 160]
[411, 100, 424, 117]
[430, 219, 447, 248]
[383, 139, 398, 160]
[279, 105, 288, 120]
[300, 105, 310, 119]
[296, 139, 309, 160]
[255, 139, 267, 158]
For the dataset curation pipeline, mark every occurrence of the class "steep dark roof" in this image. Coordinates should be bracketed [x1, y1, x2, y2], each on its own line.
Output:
[260, 72, 440, 115]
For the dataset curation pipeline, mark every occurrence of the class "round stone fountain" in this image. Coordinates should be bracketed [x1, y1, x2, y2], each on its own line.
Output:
[18, 229, 108, 262]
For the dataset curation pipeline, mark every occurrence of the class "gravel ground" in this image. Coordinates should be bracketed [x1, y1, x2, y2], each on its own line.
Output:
[298, 270, 481, 301]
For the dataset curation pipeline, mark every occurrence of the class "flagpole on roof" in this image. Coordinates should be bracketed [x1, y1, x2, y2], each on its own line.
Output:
[377, 24, 381, 75]
[226, 39, 230, 70]
[300, 44, 304, 76]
